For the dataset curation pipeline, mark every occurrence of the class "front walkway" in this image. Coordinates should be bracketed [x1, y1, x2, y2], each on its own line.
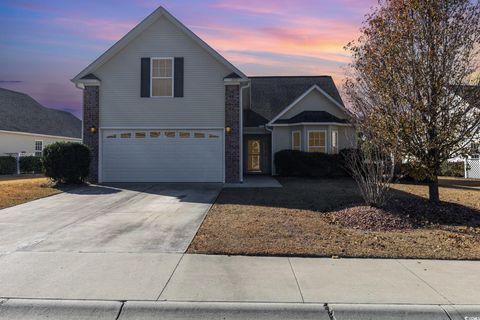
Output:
[224, 175, 282, 188]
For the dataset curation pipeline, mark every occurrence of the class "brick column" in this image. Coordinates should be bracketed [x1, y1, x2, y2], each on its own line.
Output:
[225, 84, 241, 183]
[83, 86, 99, 183]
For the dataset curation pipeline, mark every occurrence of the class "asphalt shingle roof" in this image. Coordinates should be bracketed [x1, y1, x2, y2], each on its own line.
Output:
[0, 88, 81, 138]
[247, 76, 344, 126]
[273, 111, 349, 124]
[243, 109, 269, 127]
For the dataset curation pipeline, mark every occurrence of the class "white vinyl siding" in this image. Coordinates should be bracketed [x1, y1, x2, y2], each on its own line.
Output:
[101, 129, 223, 182]
[0, 131, 81, 156]
[279, 89, 347, 121]
[95, 16, 231, 128]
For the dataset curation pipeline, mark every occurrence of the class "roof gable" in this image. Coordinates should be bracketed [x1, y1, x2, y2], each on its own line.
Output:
[269, 84, 348, 125]
[72, 6, 247, 83]
[249, 76, 345, 123]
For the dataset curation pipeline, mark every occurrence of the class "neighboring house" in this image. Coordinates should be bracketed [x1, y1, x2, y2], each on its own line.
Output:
[0, 88, 81, 157]
[72, 6, 355, 183]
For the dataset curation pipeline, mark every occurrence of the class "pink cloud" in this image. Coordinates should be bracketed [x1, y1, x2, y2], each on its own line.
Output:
[209, 0, 291, 15]
[49, 17, 137, 41]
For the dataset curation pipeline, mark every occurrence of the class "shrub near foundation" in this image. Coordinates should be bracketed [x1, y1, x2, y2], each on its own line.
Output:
[42, 142, 90, 184]
[0, 156, 16, 175]
[274, 149, 351, 178]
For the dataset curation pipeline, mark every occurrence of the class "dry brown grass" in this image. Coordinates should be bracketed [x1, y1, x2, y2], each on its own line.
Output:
[0, 176, 61, 209]
[189, 177, 480, 259]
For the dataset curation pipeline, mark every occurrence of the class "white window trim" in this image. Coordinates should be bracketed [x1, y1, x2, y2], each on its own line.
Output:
[307, 130, 327, 153]
[150, 57, 174, 98]
[35, 140, 43, 156]
[291, 130, 301, 151]
[331, 129, 339, 154]
[35, 140, 43, 151]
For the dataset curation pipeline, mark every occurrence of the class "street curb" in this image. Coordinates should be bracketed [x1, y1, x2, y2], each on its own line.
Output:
[0, 299, 122, 320]
[1, 299, 480, 320]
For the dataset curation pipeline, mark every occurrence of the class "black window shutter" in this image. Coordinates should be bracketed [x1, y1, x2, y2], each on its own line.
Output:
[174, 57, 184, 97]
[140, 57, 150, 97]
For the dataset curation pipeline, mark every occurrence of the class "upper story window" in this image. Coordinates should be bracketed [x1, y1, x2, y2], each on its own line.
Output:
[292, 131, 301, 151]
[331, 130, 338, 154]
[151, 58, 173, 97]
[35, 140, 43, 157]
[308, 131, 326, 153]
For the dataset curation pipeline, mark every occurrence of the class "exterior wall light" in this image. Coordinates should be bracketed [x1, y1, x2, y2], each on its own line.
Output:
[225, 126, 232, 134]
[89, 126, 97, 134]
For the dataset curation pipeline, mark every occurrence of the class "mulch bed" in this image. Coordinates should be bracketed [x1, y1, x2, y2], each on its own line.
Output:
[328, 198, 480, 232]
[328, 206, 414, 231]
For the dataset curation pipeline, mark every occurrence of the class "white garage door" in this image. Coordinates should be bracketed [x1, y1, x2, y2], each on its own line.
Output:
[101, 129, 224, 182]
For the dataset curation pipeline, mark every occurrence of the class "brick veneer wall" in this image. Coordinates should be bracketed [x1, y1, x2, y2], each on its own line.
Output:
[225, 84, 241, 183]
[83, 86, 99, 183]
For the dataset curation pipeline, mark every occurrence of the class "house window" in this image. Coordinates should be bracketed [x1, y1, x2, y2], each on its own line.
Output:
[331, 130, 338, 154]
[471, 143, 479, 159]
[151, 58, 173, 97]
[34, 140, 43, 157]
[292, 131, 301, 151]
[308, 131, 326, 153]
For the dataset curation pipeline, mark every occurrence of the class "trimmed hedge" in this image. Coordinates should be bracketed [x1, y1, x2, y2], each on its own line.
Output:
[43, 142, 91, 184]
[19, 156, 43, 173]
[0, 156, 16, 175]
[274, 149, 351, 178]
[440, 161, 464, 177]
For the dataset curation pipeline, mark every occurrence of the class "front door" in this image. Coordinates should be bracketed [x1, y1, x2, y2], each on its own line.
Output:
[247, 139, 261, 173]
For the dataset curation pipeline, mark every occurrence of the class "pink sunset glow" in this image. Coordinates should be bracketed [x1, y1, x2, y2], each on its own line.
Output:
[0, 0, 377, 118]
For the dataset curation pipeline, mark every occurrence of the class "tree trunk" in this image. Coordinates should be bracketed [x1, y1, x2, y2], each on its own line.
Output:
[428, 175, 440, 203]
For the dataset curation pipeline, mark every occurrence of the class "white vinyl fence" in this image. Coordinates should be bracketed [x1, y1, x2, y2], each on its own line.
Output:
[4, 152, 35, 174]
[465, 158, 480, 179]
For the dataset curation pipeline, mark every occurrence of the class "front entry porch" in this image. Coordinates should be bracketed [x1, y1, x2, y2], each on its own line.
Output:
[243, 134, 272, 175]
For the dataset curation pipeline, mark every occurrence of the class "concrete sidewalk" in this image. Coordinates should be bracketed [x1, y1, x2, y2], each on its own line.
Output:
[0, 253, 480, 319]
[0, 253, 479, 304]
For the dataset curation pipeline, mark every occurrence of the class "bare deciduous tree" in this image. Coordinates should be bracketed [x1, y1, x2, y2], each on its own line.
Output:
[345, 0, 480, 203]
[344, 140, 395, 207]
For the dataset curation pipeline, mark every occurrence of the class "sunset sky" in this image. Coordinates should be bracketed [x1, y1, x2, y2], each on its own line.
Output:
[0, 0, 377, 118]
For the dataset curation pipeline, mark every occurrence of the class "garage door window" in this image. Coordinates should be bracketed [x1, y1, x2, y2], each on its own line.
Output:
[194, 132, 205, 138]
[106, 134, 117, 139]
[209, 133, 219, 139]
[179, 132, 190, 138]
[149, 131, 161, 138]
[120, 133, 132, 138]
[135, 132, 146, 139]
[165, 131, 176, 138]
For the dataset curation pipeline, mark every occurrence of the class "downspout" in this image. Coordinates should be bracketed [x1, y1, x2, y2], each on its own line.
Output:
[239, 80, 250, 183]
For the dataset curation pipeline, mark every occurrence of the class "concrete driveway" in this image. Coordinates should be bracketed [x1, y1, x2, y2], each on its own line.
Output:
[0, 183, 220, 254]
